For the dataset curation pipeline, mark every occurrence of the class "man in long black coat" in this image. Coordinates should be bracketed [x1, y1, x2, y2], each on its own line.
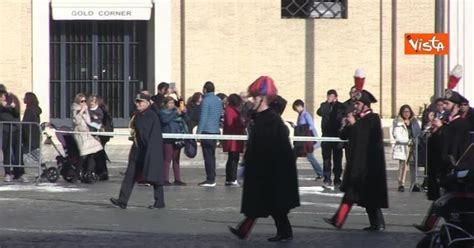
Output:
[324, 89, 388, 231]
[110, 93, 165, 209]
[415, 89, 471, 232]
[229, 76, 300, 242]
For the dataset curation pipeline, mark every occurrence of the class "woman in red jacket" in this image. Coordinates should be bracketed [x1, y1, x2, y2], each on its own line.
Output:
[223, 94, 246, 186]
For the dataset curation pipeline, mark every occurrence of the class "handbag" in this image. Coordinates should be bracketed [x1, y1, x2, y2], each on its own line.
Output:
[184, 139, 197, 158]
[293, 124, 314, 157]
[174, 118, 197, 158]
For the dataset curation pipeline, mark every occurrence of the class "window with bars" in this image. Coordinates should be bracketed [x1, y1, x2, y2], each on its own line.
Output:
[282, 0, 348, 19]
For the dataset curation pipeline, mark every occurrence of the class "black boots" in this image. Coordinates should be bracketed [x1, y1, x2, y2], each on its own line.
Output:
[364, 208, 385, 231]
[110, 198, 127, 209]
[228, 218, 255, 240]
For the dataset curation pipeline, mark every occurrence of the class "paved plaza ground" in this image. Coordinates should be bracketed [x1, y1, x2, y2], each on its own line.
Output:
[0, 143, 430, 247]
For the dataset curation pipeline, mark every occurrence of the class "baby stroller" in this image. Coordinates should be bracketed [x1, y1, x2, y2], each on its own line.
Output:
[43, 123, 96, 183]
[416, 144, 474, 248]
[18, 123, 60, 183]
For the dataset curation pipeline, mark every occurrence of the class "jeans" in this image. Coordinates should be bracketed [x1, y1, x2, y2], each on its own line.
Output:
[306, 152, 323, 176]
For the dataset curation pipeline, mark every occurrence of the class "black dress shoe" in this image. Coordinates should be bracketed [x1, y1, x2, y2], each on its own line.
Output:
[363, 226, 385, 231]
[323, 218, 341, 229]
[148, 204, 165, 209]
[398, 186, 405, 192]
[268, 235, 293, 242]
[110, 198, 127, 209]
[228, 226, 247, 240]
[413, 224, 431, 233]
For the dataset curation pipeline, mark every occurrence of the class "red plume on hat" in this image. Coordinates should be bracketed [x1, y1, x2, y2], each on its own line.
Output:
[448, 64, 463, 90]
[354, 69, 365, 91]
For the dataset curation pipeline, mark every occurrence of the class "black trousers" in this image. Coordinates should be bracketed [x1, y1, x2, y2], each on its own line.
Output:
[225, 152, 240, 182]
[321, 141, 343, 183]
[118, 146, 164, 207]
[94, 149, 108, 176]
[271, 212, 293, 237]
[201, 133, 218, 182]
[2, 131, 24, 178]
[80, 153, 97, 173]
[239, 211, 293, 238]
[366, 207, 385, 228]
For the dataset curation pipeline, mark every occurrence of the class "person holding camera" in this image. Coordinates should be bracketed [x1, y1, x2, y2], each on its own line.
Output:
[159, 96, 188, 186]
[316, 89, 345, 187]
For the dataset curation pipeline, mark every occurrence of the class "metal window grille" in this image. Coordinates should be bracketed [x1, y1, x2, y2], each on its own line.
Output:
[282, 0, 348, 19]
[49, 20, 146, 127]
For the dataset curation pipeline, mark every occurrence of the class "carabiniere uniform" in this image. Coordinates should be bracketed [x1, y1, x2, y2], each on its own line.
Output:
[426, 89, 471, 201]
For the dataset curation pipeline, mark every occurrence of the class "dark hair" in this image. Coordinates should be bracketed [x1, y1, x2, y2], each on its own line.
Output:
[96, 96, 109, 111]
[292, 99, 304, 110]
[327, 89, 338, 97]
[398, 104, 414, 120]
[216, 93, 227, 101]
[434, 98, 444, 104]
[158, 82, 169, 92]
[422, 109, 435, 128]
[0, 89, 8, 98]
[190, 92, 202, 103]
[203, 81, 215, 93]
[0, 84, 6, 92]
[227, 94, 241, 107]
[24, 92, 39, 106]
[163, 96, 175, 107]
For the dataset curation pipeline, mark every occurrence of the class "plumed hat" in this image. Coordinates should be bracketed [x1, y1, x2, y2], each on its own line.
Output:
[352, 69, 377, 105]
[247, 76, 278, 101]
[354, 69, 365, 91]
[444, 65, 465, 104]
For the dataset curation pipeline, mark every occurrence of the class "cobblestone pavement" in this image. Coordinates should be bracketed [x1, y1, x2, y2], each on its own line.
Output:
[0, 143, 429, 247]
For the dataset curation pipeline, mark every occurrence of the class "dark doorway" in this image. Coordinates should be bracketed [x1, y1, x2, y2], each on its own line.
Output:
[50, 21, 147, 127]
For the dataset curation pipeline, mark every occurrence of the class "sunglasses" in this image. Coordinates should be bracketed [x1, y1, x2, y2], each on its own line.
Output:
[80, 100, 86, 103]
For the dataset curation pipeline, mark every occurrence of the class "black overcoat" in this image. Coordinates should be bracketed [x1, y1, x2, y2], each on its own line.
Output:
[339, 112, 389, 209]
[427, 116, 471, 200]
[134, 107, 165, 185]
[241, 108, 300, 218]
[22, 105, 42, 151]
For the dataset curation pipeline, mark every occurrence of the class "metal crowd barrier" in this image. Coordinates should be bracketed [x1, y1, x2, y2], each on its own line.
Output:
[0, 121, 43, 183]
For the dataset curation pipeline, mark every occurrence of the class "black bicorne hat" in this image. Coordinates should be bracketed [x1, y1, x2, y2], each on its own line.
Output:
[354, 90, 377, 105]
[444, 89, 465, 105]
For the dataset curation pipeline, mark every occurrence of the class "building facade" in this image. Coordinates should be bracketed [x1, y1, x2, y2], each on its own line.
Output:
[0, 0, 470, 126]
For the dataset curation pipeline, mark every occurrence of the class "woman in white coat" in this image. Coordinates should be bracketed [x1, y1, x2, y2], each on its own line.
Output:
[392, 105, 421, 192]
[71, 93, 103, 183]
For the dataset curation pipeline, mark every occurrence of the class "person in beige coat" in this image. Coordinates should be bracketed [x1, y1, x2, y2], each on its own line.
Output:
[71, 93, 103, 183]
[392, 105, 421, 192]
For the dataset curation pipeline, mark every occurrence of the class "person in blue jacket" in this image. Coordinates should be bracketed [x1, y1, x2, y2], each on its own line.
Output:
[292, 99, 323, 180]
[197, 81, 223, 187]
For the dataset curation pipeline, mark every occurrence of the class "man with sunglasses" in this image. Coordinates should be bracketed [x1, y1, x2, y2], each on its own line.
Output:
[110, 93, 165, 209]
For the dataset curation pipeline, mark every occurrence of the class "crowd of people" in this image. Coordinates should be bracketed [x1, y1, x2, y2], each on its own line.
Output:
[1, 64, 474, 242]
[0, 85, 42, 183]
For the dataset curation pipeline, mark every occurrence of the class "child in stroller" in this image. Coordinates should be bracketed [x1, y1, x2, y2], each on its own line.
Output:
[43, 123, 97, 183]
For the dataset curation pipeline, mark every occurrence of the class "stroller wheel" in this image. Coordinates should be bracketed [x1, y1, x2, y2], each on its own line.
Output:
[46, 167, 60, 183]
